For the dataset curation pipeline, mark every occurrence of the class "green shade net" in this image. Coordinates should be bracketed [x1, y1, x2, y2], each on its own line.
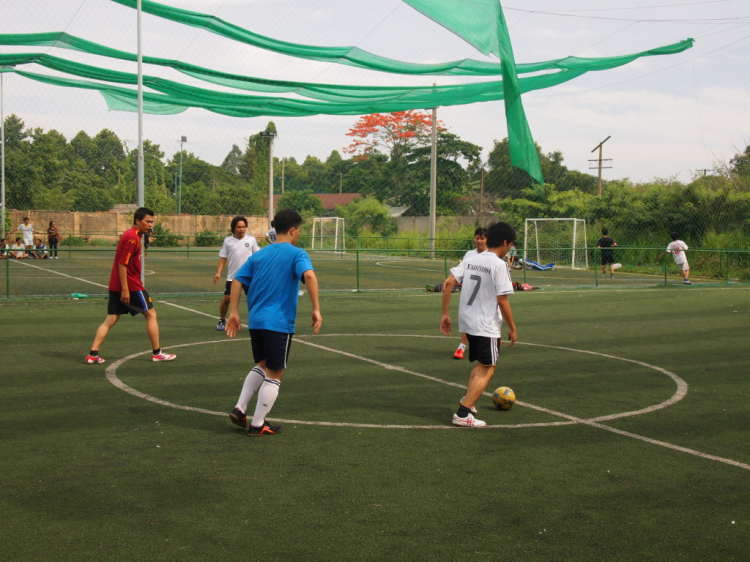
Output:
[0, 36, 694, 110]
[0, 0, 695, 185]
[404, 0, 544, 183]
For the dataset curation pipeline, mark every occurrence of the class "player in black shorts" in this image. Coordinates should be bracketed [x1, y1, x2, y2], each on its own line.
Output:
[597, 227, 618, 279]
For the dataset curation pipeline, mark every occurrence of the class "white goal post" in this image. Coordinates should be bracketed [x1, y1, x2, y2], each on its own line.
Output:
[524, 218, 588, 269]
[311, 217, 346, 252]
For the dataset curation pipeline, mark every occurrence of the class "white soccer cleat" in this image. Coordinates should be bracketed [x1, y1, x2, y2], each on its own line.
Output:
[152, 352, 176, 362]
[452, 413, 486, 428]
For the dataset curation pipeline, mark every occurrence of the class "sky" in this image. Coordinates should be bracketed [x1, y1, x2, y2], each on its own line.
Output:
[1, 0, 749, 184]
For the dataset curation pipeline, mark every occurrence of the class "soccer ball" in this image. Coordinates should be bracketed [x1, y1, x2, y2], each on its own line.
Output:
[492, 386, 516, 410]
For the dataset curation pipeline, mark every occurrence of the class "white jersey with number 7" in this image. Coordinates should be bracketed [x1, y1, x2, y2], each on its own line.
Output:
[450, 252, 514, 338]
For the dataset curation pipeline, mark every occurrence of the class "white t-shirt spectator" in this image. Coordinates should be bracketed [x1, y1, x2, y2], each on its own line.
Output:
[451, 252, 514, 338]
[18, 223, 34, 246]
[219, 234, 260, 281]
[666, 240, 689, 265]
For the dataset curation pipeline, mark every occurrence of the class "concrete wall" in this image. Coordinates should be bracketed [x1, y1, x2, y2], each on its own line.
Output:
[394, 216, 496, 234]
[5, 209, 493, 241]
[6, 210, 269, 243]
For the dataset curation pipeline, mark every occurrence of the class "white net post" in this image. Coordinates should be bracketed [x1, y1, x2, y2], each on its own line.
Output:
[523, 218, 588, 269]
[311, 217, 345, 254]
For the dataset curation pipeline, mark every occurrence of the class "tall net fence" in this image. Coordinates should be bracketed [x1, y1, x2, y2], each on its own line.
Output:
[2, 1, 749, 296]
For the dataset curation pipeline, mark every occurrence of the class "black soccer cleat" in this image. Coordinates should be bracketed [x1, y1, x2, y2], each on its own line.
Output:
[247, 421, 282, 436]
[229, 408, 247, 428]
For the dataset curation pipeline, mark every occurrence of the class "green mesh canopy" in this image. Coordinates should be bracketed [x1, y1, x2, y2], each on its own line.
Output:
[0, 0, 695, 186]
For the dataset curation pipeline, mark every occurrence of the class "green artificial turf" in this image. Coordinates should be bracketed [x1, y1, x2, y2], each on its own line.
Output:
[1, 286, 749, 561]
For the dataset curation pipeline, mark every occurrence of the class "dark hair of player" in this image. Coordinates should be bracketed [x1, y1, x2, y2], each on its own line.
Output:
[273, 209, 303, 234]
[133, 207, 155, 224]
[670, 232, 679, 240]
[602, 227, 609, 235]
[231, 216, 248, 233]
[474, 227, 488, 237]
[486, 222, 516, 249]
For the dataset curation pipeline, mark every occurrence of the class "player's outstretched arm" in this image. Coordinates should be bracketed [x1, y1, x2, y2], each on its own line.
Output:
[440, 275, 457, 336]
[225, 279, 244, 337]
[497, 295, 517, 348]
[303, 270, 322, 334]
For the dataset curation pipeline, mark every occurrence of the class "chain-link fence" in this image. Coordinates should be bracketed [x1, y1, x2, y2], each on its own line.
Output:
[2, 1, 750, 295]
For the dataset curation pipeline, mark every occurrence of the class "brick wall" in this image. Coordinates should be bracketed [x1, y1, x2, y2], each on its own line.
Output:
[7, 210, 269, 243]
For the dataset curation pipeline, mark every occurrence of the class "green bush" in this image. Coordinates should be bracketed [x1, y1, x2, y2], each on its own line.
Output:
[194, 230, 224, 247]
[90, 238, 115, 247]
[60, 235, 88, 247]
[149, 223, 183, 247]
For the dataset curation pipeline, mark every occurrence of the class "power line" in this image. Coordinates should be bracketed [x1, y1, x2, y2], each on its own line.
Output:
[523, 0, 734, 13]
[504, 6, 750, 24]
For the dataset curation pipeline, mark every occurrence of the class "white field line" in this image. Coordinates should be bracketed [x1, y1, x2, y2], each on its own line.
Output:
[112, 303, 750, 470]
[13, 259, 109, 289]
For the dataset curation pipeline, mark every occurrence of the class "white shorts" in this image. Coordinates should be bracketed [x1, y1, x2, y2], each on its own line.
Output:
[675, 260, 689, 271]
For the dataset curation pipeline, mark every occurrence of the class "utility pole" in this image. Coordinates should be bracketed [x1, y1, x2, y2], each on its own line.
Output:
[589, 136, 612, 196]
[281, 158, 285, 194]
[178, 136, 186, 214]
[261, 130, 277, 224]
[695, 168, 715, 177]
[429, 103, 438, 259]
[479, 168, 484, 217]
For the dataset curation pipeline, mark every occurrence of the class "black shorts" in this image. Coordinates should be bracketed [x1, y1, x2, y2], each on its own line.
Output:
[224, 280, 249, 296]
[600, 250, 614, 265]
[108, 290, 154, 316]
[466, 334, 500, 366]
[249, 329, 293, 371]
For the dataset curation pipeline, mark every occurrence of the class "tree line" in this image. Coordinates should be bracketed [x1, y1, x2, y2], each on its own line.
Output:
[3, 112, 749, 249]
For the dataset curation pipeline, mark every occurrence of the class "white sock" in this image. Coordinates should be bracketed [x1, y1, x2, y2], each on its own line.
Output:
[251, 378, 281, 428]
[235, 366, 265, 413]
[458, 343, 466, 351]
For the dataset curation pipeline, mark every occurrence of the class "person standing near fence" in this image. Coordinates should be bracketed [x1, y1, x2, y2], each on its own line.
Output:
[597, 227, 618, 279]
[85, 207, 176, 364]
[213, 216, 260, 331]
[47, 221, 60, 259]
[658, 233, 691, 285]
[225, 209, 322, 436]
[15, 217, 34, 256]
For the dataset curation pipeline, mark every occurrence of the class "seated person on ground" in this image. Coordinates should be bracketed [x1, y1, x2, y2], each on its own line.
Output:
[11, 238, 26, 259]
[33, 238, 48, 259]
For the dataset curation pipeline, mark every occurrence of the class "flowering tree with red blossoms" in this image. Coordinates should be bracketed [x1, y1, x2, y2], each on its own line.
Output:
[344, 110, 445, 200]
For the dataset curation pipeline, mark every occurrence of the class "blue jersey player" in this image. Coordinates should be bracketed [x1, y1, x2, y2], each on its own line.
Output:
[225, 209, 322, 436]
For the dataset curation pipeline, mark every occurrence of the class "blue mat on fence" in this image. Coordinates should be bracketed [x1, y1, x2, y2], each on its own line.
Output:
[519, 259, 556, 271]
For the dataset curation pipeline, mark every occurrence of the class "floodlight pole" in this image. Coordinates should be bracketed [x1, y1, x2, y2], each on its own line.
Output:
[261, 131, 277, 224]
[136, 0, 144, 209]
[178, 136, 186, 214]
[1, 73, 5, 239]
[591, 135, 611, 196]
[429, 103, 438, 259]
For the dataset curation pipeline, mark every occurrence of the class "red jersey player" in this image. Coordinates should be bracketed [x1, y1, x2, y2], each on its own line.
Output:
[85, 207, 176, 364]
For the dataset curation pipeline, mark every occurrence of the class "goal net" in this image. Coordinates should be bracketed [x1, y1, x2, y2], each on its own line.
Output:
[311, 217, 346, 252]
[524, 218, 588, 269]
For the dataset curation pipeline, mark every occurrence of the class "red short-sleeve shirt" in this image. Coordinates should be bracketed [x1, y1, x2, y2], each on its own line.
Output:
[109, 227, 144, 292]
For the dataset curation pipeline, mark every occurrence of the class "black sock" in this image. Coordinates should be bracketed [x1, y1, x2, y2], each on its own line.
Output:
[153, 348, 161, 355]
[89, 350, 99, 357]
[456, 404, 472, 418]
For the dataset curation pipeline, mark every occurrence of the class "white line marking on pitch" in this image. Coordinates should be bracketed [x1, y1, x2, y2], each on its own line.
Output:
[14, 260, 109, 288]
[104, 302, 750, 471]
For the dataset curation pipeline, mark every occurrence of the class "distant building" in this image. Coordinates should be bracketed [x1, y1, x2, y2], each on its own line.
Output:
[272, 193, 361, 212]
